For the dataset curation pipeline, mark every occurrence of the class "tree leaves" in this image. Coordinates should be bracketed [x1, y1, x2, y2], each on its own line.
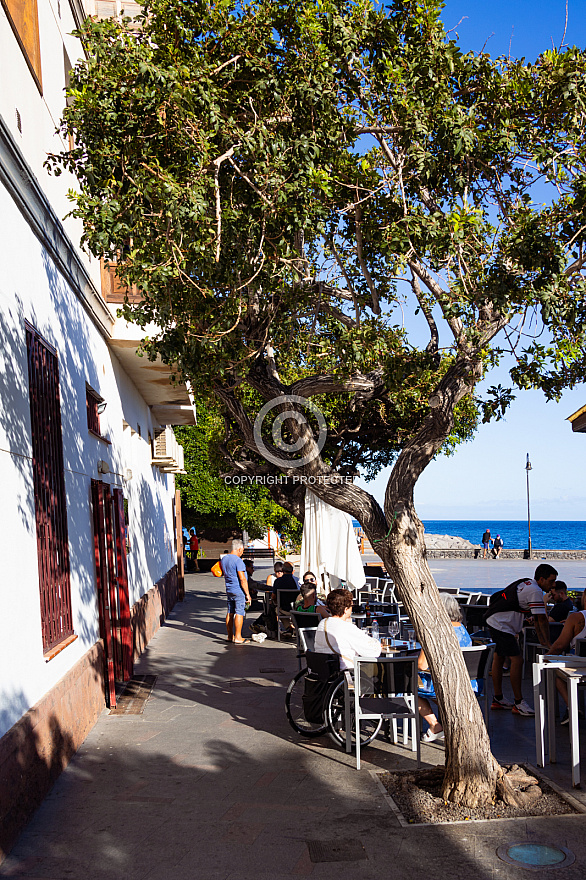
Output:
[48, 0, 586, 504]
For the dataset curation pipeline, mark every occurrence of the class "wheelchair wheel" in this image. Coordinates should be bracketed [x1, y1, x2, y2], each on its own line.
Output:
[285, 668, 330, 737]
[325, 677, 382, 747]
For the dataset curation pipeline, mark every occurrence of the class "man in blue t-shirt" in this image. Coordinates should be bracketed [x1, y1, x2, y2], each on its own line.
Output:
[221, 539, 251, 644]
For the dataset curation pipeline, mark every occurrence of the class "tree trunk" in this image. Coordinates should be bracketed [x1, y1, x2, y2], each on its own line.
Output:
[376, 508, 501, 806]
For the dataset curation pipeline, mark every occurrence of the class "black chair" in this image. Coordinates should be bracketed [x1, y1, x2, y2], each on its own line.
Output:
[461, 644, 495, 728]
[364, 565, 386, 578]
[285, 650, 340, 737]
[576, 639, 586, 658]
[463, 604, 488, 633]
[276, 588, 301, 641]
[291, 610, 321, 631]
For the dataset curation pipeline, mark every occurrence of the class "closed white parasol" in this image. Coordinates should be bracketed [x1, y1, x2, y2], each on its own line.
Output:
[299, 490, 366, 594]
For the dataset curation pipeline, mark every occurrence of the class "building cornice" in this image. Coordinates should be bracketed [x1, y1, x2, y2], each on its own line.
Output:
[0, 112, 114, 338]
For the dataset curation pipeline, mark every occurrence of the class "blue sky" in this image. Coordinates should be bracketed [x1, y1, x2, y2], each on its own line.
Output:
[356, 1, 586, 521]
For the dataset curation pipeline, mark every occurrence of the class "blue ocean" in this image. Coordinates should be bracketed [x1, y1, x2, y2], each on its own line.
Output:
[352, 519, 586, 549]
[422, 521, 586, 551]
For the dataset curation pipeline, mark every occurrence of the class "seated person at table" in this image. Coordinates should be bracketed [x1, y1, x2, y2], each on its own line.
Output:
[418, 593, 476, 744]
[266, 561, 284, 588]
[546, 606, 586, 723]
[272, 561, 299, 636]
[546, 581, 575, 622]
[272, 561, 298, 598]
[314, 588, 380, 670]
[294, 581, 329, 619]
[243, 559, 259, 602]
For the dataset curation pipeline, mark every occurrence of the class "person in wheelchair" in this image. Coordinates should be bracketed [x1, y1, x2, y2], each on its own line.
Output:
[314, 588, 380, 668]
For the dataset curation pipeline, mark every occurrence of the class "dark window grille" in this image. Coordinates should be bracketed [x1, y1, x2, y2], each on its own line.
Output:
[26, 323, 73, 652]
[86, 387, 101, 435]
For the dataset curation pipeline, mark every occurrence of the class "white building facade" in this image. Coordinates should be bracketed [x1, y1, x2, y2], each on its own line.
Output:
[0, 0, 194, 860]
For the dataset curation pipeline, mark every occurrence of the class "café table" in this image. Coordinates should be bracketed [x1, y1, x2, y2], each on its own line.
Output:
[342, 643, 420, 756]
[533, 654, 586, 788]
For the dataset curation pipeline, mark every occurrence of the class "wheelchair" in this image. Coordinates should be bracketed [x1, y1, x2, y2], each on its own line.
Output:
[285, 650, 382, 748]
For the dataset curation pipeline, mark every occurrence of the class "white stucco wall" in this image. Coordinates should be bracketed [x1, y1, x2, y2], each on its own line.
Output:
[0, 1, 178, 739]
[0, 179, 177, 738]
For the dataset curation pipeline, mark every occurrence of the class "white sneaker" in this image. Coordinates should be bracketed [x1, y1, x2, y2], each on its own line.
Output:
[491, 696, 514, 710]
[421, 728, 445, 744]
[512, 699, 535, 716]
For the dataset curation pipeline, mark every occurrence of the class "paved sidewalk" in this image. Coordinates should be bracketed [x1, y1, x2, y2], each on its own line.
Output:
[2, 572, 586, 880]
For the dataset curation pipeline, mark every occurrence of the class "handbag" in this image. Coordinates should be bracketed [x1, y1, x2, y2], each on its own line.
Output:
[211, 561, 223, 577]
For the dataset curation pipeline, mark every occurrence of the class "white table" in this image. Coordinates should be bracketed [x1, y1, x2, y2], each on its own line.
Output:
[533, 654, 586, 788]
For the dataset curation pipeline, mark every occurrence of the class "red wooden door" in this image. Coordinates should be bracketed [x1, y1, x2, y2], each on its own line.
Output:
[114, 488, 133, 680]
[91, 481, 133, 707]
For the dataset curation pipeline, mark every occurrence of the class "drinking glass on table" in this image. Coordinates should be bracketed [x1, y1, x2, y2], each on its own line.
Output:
[389, 620, 399, 642]
[407, 629, 416, 649]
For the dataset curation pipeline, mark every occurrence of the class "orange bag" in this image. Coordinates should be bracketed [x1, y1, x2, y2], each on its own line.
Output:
[211, 561, 223, 577]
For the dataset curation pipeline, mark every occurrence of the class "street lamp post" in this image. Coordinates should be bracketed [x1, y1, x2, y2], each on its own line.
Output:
[526, 453, 532, 560]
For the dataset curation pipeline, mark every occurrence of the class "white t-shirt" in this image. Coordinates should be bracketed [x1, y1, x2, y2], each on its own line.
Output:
[314, 617, 381, 670]
[487, 578, 547, 635]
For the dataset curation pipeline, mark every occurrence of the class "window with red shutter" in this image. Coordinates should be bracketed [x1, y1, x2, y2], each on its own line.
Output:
[86, 386, 101, 435]
[26, 323, 74, 653]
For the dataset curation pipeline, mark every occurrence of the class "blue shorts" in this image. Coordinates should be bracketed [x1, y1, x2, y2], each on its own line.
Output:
[226, 591, 246, 616]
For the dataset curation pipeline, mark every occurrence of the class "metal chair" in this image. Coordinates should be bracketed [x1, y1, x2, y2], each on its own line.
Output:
[357, 589, 382, 604]
[292, 626, 318, 670]
[523, 622, 564, 674]
[380, 579, 396, 604]
[364, 576, 380, 592]
[275, 589, 301, 641]
[463, 604, 489, 634]
[291, 611, 321, 666]
[352, 655, 421, 770]
[461, 643, 495, 728]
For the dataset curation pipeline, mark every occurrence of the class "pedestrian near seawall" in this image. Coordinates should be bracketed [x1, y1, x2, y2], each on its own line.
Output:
[482, 528, 492, 559]
[492, 534, 503, 559]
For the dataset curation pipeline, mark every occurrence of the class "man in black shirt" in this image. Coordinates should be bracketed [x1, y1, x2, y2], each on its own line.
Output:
[547, 581, 575, 622]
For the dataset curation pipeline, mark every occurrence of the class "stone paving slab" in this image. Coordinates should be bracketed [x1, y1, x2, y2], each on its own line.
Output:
[2, 572, 586, 880]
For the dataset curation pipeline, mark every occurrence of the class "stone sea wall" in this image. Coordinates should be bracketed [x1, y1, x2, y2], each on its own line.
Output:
[423, 534, 586, 560]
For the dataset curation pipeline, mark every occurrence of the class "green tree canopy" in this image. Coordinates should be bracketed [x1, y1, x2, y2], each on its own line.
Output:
[175, 402, 301, 542]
